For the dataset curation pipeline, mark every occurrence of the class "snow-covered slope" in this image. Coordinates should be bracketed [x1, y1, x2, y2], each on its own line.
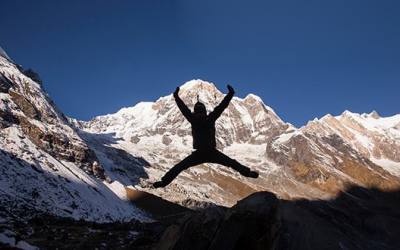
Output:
[0, 48, 148, 222]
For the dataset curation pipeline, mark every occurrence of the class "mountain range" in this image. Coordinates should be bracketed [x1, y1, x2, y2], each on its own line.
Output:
[1, 47, 400, 249]
[75, 79, 400, 207]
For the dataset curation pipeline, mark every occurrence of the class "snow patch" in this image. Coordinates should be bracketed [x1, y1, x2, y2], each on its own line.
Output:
[371, 158, 400, 177]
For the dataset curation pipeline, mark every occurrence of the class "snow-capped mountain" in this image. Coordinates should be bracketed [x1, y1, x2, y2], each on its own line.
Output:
[267, 110, 400, 194]
[75, 80, 316, 206]
[0, 48, 148, 222]
[76, 79, 400, 206]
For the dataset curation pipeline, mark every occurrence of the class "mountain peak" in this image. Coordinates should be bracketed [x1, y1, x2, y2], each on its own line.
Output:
[341, 110, 355, 116]
[177, 79, 223, 105]
[179, 79, 220, 96]
[368, 110, 380, 119]
[180, 79, 216, 90]
[244, 93, 263, 103]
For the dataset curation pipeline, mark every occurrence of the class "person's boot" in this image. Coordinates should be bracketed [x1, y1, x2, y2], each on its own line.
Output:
[153, 180, 167, 188]
[248, 171, 259, 178]
[241, 170, 259, 178]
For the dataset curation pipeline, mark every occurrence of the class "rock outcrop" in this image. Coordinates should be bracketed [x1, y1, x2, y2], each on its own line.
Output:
[157, 192, 281, 250]
[0, 50, 104, 179]
[156, 187, 400, 250]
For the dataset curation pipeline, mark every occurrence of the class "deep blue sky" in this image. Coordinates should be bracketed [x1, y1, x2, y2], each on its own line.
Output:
[1, 0, 399, 126]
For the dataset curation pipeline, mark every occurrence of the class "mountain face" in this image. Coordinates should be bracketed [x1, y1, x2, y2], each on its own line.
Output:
[76, 80, 400, 207]
[0, 49, 148, 222]
[267, 111, 400, 194]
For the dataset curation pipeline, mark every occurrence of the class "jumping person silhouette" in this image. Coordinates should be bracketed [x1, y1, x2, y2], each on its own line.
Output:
[153, 85, 259, 188]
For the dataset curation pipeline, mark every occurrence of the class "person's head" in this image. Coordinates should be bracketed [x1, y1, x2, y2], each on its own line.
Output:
[193, 101, 207, 117]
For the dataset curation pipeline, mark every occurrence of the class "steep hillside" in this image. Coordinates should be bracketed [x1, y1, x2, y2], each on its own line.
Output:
[0, 48, 148, 222]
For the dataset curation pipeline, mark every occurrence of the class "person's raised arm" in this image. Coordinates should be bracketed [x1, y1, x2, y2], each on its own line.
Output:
[174, 87, 193, 122]
[209, 85, 235, 121]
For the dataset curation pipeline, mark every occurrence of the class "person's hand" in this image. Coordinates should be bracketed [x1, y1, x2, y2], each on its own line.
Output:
[174, 87, 180, 97]
[227, 84, 235, 94]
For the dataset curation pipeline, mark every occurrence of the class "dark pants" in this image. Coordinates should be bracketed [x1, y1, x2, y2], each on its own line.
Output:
[161, 148, 251, 185]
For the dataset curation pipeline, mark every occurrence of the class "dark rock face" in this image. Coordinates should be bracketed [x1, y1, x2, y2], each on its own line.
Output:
[162, 134, 172, 145]
[278, 187, 400, 250]
[156, 187, 400, 250]
[0, 72, 12, 92]
[131, 135, 141, 144]
[157, 192, 281, 250]
[0, 65, 105, 179]
[17, 116, 105, 179]
[0, 110, 18, 128]
[9, 90, 41, 120]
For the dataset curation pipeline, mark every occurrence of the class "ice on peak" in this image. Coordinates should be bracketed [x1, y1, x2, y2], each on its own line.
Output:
[244, 93, 264, 103]
[180, 79, 217, 90]
[341, 110, 355, 116]
[322, 114, 333, 119]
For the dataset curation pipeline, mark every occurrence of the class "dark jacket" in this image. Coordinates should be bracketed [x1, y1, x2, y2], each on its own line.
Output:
[174, 92, 234, 150]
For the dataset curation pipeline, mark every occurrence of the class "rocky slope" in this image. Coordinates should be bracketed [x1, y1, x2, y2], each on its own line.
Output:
[267, 110, 400, 194]
[0, 48, 148, 222]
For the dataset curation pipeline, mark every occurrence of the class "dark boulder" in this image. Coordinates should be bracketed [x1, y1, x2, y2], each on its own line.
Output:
[156, 191, 280, 250]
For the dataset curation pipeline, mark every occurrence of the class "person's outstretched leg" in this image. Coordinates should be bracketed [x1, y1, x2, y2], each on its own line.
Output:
[210, 150, 259, 178]
[153, 151, 203, 188]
